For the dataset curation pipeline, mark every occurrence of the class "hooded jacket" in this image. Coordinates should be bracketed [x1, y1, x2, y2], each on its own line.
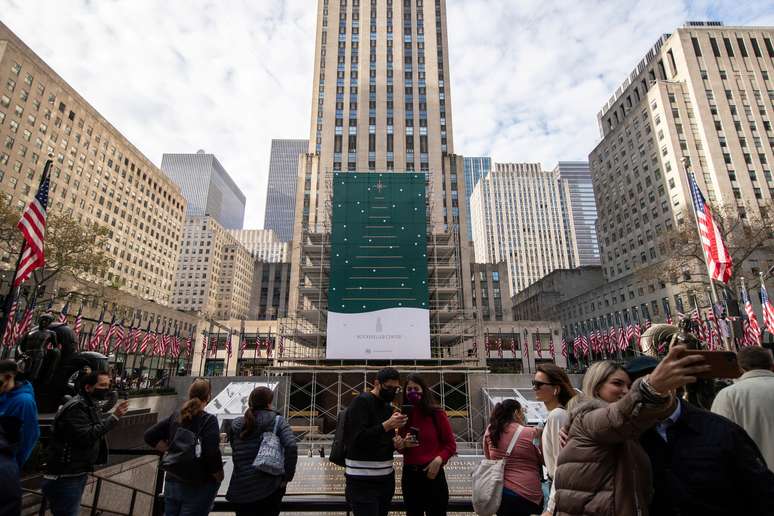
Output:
[226, 409, 298, 504]
[0, 380, 39, 468]
[553, 378, 674, 516]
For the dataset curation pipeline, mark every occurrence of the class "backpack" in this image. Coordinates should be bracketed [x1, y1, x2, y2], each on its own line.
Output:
[471, 424, 525, 516]
[251, 415, 285, 476]
[328, 407, 349, 467]
[160, 413, 213, 484]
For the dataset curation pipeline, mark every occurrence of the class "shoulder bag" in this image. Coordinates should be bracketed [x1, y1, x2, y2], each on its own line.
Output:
[471, 424, 525, 516]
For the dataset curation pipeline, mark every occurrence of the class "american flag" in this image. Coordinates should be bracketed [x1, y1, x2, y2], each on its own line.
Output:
[618, 326, 628, 352]
[14, 291, 39, 342]
[761, 279, 774, 335]
[643, 319, 652, 331]
[206, 333, 215, 356]
[1, 295, 19, 348]
[278, 335, 284, 357]
[255, 335, 263, 358]
[239, 330, 247, 357]
[533, 331, 542, 358]
[509, 337, 516, 356]
[58, 297, 71, 324]
[522, 334, 531, 361]
[266, 337, 273, 358]
[103, 314, 117, 354]
[114, 320, 125, 352]
[688, 172, 732, 284]
[706, 309, 722, 351]
[73, 304, 84, 336]
[741, 284, 761, 346]
[573, 334, 582, 355]
[561, 337, 568, 358]
[88, 307, 106, 351]
[185, 331, 193, 356]
[548, 334, 556, 360]
[607, 327, 616, 355]
[226, 331, 233, 358]
[579, 333, 589, 357]
[140, 321, 152, 354]
[14, 163, 51, 287]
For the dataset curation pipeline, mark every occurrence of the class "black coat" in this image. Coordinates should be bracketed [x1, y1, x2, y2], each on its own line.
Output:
[45, 395, 118, 475]
[641, 400, 774, 516]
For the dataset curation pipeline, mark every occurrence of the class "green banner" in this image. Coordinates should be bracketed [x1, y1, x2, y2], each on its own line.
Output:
[327, 172, 430, 359]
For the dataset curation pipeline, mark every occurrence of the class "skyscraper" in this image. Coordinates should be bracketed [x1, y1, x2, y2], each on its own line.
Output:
[287, 0, 477, 359]
[463, 157, 491, 240]
[161, 150, 246, 230]
[556, 22, 774, 340]
[553, 161, 600, 267]
[264, 139, 308, 241]
[470, 162, 578, 296]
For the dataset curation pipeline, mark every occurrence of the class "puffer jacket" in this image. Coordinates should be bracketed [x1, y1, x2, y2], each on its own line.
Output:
[553, 378, 674, 516]
[226, 410, 298, 503]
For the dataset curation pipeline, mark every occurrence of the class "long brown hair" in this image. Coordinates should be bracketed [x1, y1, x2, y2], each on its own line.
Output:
[537, 363, 577, 407]
[179, 378, 211, 425]
[488, 399, 522, 448]
[404, 373, 440, 417]
[240, 386, 274, 439]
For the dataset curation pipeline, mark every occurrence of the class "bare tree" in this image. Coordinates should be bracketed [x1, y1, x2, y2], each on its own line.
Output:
[637, 200, 774, 297]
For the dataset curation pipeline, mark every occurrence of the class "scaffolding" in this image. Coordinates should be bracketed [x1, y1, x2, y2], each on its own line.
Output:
[271, 169, 486, 444]
[280, 170, 478, 366]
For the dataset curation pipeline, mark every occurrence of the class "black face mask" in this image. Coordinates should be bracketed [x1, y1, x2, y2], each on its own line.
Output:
[379, 387, 397, 403]
[91, 388, 111, 401]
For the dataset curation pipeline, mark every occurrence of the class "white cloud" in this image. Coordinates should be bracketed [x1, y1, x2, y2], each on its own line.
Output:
[1, 0, 771, 226]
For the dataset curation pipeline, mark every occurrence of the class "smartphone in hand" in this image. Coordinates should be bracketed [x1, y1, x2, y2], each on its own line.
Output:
[681, 350, 741, 378]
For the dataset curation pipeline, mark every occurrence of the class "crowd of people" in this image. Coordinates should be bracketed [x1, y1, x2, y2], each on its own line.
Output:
[1, 340, 774, 515]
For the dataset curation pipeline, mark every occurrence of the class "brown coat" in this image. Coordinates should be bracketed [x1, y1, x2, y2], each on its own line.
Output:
[553, 378, 674, 516]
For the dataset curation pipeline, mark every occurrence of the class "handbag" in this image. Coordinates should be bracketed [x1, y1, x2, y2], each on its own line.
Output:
[252, 415, 286, 476]
[161, 414, 213, 484]
[471, 424, 525, 516]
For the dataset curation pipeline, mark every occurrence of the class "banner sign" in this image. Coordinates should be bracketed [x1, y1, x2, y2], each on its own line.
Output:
[327, 172, 430, 359]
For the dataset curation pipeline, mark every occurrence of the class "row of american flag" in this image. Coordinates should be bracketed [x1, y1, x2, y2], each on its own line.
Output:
[475, 331, 559, 361]
[204, 331, 284, 360]
[562, 280, 774, 359]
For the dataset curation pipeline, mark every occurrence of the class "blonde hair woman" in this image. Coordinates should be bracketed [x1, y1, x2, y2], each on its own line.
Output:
[553, 347, 709, 516]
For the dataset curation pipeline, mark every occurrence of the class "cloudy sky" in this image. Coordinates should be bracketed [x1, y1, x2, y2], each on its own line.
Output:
[2, 1, 773, 228]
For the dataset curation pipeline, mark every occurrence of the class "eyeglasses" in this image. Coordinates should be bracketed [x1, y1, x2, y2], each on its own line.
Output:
[531, 380, 555, 390]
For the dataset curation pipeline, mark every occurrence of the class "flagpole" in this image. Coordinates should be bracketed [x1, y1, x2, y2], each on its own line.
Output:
[0, 159, 53, 341]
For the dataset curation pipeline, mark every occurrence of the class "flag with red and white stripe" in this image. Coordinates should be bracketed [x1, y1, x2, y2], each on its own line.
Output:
[14, 165, 51, 287]
[1, 296, 19, 348]
[58, 298, 71, 324]
[73, 305, 84, 337]
[741, 285, 761, 346]
[761, 280, 774, 335]
[688, 172, 732, 284]
[14, 292, 39, 342]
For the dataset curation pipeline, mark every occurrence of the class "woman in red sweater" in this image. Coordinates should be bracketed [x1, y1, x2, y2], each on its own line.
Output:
[397, 373, 457, 516]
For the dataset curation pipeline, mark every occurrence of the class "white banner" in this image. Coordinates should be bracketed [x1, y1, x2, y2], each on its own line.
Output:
[326, 307, 431, 359]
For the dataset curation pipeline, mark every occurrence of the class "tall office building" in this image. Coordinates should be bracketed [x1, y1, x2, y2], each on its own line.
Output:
[463, 157, 491, 241]
[227, 228, 289, 262]
[287, 0, 479, 359]
[471, 163, 579, 296]
[264, 139, 307, 241]
[295, 0, 459, 232]
[559, 22, 774, 338]
[161, 150, 246, 230]
[0, 22, 186, 304]
[553, 161, 600, 267]
[172, 216, 254, 320]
